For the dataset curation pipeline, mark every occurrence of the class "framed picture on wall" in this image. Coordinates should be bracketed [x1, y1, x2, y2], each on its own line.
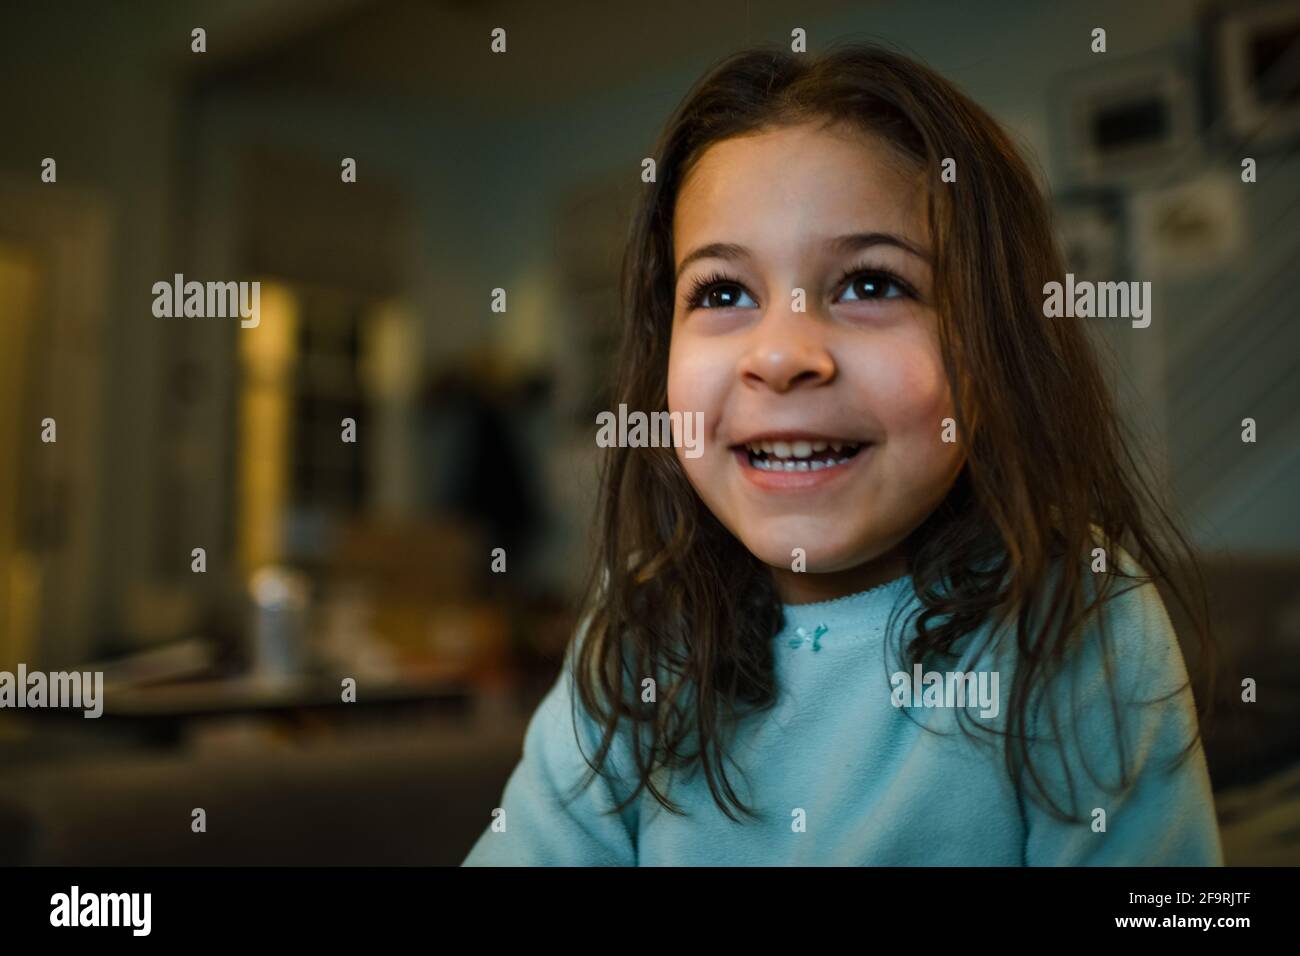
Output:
[1210, 0, 1300, 149]
[1129, 171, 1246, 279]
[1053, 53, 1201, 188]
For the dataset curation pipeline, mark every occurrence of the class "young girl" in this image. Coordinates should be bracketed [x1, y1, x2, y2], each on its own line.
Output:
[464, 43, 1222, 866]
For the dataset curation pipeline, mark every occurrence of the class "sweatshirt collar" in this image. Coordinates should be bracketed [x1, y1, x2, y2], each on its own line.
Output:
[779, 573, 915, 637]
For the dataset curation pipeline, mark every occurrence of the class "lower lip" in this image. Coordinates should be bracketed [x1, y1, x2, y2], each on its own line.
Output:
[732, 445, 872, 491]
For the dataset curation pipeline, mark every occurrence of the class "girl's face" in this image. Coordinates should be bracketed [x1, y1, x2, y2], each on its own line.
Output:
[667, 121, 964, 603]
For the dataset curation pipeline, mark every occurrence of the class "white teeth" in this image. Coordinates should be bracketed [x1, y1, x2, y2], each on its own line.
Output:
[750, 453, 857, 472]
[743, 437, 868, 471]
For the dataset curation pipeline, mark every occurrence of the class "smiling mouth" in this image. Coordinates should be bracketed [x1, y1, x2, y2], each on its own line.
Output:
[739, 439, 867, 472]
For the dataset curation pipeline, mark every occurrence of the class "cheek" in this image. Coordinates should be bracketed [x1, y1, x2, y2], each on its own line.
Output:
[668, 335, 708, 476]
[868, 335, 951, 421]
[667, 332, 727, 420]
[665, 331, 689, 412]
[860, 335, 953, 435]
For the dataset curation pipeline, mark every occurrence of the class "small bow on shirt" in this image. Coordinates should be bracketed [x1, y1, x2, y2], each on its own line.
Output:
[788, 623, 829, 652]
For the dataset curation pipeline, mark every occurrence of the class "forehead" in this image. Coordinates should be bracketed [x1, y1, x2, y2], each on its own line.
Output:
[672, 122, 927, 259]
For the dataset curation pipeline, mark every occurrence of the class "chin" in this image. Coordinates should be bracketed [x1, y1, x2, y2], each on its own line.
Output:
[736, 526, 875, 574]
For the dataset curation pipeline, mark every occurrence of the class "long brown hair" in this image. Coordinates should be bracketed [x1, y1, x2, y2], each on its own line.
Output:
[572, 41, 1216, 824]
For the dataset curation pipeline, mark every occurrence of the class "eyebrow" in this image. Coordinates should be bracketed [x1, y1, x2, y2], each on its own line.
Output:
[674, 231, 932, 283]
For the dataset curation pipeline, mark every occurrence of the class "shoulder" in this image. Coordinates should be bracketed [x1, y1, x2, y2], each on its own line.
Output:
[1024, 536, 1201, 782]
[985, 531, 1189, 702]
[529, 613, 643, 794]
[1016, 535, 1221, 862]
[1075, 534, 1190, 705]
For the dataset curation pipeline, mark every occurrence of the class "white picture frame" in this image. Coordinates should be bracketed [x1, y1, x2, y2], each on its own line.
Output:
[1215, 0, 1300, 147]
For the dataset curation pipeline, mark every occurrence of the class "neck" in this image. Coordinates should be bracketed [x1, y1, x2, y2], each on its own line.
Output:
[770, 546, 910, 605]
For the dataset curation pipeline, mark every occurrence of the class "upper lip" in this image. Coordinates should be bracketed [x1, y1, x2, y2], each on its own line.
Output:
[729, 430, 871, 447]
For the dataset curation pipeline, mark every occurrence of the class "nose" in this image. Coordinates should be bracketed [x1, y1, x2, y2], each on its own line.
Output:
[737, 308, 836, 393]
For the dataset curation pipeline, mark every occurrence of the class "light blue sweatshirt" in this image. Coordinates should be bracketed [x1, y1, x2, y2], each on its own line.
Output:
[463, 561, 1222, 866]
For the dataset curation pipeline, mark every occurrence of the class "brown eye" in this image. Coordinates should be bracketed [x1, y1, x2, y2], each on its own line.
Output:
[703, 284, 752, 308]
[686, 272, 759, 310]
[838, 271, 906, 302]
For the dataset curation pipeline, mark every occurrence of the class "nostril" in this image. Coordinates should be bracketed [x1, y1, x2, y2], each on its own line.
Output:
[738, 346, 836, 391]
[789, 369, 826, 388]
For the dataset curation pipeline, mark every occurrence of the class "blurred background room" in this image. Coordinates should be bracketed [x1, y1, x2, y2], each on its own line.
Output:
[0, 0, 1297, 865]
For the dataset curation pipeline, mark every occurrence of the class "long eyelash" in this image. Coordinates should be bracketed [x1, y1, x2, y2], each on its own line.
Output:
[684, 269, 748, 309]
[834, 263, 918, 300]
[684, 264, 917, 308]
